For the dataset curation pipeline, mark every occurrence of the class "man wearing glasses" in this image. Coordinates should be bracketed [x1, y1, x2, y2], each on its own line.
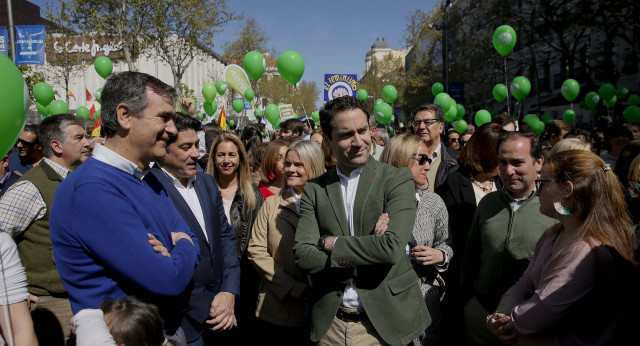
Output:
[9, 124, 43, 174]
[460, 132, 555, 345]
[412, 104, 458, 191]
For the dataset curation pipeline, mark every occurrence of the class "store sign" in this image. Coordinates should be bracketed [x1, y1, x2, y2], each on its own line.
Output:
[47, 36, 124, 62]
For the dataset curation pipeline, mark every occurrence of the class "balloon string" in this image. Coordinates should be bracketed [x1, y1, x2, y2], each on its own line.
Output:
[571, 102, 574, 111]
[504, 58, 510, 118]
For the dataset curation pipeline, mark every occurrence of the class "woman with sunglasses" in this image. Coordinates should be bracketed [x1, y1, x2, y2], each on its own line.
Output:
[435, 122, 505, 344]
[488, 150, 638, 344]
[380, 133, 452, 346]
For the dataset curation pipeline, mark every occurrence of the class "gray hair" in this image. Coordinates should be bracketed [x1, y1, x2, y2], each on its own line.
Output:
[100, 71, 177, 138]
[38, 114, 86, 158]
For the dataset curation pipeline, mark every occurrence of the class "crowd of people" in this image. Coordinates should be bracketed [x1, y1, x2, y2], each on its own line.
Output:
[1, 71, 639, 346]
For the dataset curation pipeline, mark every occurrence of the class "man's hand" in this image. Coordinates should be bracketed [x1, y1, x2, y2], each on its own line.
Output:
[178, 97, 197, 117]
[27, 294, 40, 309]
[148, 233, 170, 257]
[171, 232, 194, 246]
[206, 292, 236, 331]
[323, 236, 337, 253]
[288, 282, 310, 301]
[411, 245, 444, 266]
[488, 312, 517, 344]
[374, 213, 389, 235]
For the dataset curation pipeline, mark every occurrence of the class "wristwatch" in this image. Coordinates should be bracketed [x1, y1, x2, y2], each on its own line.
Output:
[317, 236, 327, 250]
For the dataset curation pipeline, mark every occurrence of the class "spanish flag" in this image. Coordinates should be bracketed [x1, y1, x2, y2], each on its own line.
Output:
[91, 116, 102, 137]
[217, 105, 227, 131]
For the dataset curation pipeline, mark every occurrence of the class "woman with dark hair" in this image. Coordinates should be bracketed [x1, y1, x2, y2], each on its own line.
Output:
[601, 124, 632, 167]
[241, 124, 263, 155]
[488, 150, 638, 344]
[257, 138, 296, 199]
[435, 122, 506, 344]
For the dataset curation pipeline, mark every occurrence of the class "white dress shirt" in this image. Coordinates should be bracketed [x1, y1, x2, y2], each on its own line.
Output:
[159, 167, 208, 243]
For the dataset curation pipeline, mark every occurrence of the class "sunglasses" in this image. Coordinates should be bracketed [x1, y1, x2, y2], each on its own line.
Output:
[413, 153, 432, 166]
[449, 137, 460, 143]
[535, 179, 551, 192]
[16, 138, 37, 147]
[413, 119, 440, 127]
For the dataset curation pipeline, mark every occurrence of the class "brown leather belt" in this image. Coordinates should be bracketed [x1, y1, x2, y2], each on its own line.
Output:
[336, 306, 367, 322]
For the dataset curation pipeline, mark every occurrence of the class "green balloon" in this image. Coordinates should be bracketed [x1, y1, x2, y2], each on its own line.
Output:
[454, 120, 468, 134]
[229, 119, 235, 127]
[563, 109, 576, 124]
[48, 100, 69, 115]
[446, 103, 457, 120]
[617, 87, 629, 100]
[94, 56, 113, 78]
[255, 109, 263, 117]
[197, 113, 204, 121]
[373, 102, 393, 124]
[598, 83, 616, 101]
[629, 94, 640, 106]
[95, 88, 103, 104]
[585, 91, 600, 109]
[475, 110, 491, 126]
[561, 79, 580, 102]
[623, 106, 640, 123]
[541, 114, 553, 125]
[493, 84, 508, 102]
[434, 92, 452, 112]
[93, 109, 100, 120]
[277, 50, 305, 84]
[356, 89, 368, 101]
[531, 120, 545, 135]
[510, 76, 531, 101]
[232, 99, 244, 113]
[431, 82, 444, 96]
[456, 104, 465, 119]
[265, 104, 279, 126]
[243, 51, 266, 80]
[274, 118, 281, 130]
[492, 25, 517, 57]
[312, 111, 320, 123]
[444, 111, 455, 123]
[33, 82, 54, 107]
[382, 85, 397, 104]
[215, 80, 227, 95]
[603, 95, 617, 108]
[244, 89, 255, 102]
[388, 127, 394, 136]
[202, 83, 217, 102]
[76, 106, 90, 119]
[0, 53, 28, 157]
[203, 100, 218, 116]
[36, 102, 48, 116]
[523, 114, 539, 126]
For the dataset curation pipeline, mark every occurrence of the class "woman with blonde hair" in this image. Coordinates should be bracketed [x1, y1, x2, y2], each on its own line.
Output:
[206, 133, 264, 343]
[489, 150, 638, 344]
[548, 137, 591, 155]
[247, 140, 325, 344]
[380, 133, 452, 346]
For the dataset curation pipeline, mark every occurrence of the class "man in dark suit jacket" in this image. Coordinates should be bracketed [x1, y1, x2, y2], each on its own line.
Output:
[150, 113, 240, 345]
[294, 96, 429, 346]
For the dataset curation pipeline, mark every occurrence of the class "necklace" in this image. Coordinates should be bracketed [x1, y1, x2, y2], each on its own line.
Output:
[471, 176, 493, 192]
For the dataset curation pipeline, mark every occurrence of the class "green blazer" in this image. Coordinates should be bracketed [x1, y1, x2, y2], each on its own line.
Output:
[294, 156, 430, 346]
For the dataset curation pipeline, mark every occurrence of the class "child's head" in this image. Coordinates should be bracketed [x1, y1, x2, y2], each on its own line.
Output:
[100, 297, 169, 346]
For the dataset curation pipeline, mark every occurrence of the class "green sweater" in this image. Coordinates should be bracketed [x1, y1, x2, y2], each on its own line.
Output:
[460, 189, 556, 312]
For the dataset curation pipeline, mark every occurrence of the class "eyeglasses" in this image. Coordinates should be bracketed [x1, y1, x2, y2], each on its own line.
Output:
[413, 153, 432, 166]
[535, 179, 552, 192]
[413, 119, 440, 127]
[16, 138, 37, 147]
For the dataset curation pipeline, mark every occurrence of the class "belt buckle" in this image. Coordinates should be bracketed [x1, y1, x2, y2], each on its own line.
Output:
[337, 307, 365, 322]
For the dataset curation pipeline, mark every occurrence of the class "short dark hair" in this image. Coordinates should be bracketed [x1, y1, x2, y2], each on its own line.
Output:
[38, 114, 86, 158]
[280, 118, 304, 136]
[101, 71, 177, 138]
[413, 104, 444, 122]
[100, 297, 166, 346]
[545, 119, 572, 139]
[241, 124, 262, 154]
[23, 124, 39, 138]
[319, 96, 368, 140]
[491, 113, 516, 128]
[497, 131, 544, 161]
[458, 123, 505, 175]
[166, 112, 202, 147]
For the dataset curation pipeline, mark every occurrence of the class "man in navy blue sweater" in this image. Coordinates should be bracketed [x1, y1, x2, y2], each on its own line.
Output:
[50, 72, 199, 345]
[151, 113, 241, 346]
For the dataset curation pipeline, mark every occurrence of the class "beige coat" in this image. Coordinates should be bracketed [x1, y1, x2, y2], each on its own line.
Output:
[247, 191, 307, 327]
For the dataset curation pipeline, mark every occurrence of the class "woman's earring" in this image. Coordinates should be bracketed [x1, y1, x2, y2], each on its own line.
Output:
[554, 201, 571, 216]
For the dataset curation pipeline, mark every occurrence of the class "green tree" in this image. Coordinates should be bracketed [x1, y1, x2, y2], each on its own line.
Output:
[258, 76, 319, 115]
[222, 17, 269, 61]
